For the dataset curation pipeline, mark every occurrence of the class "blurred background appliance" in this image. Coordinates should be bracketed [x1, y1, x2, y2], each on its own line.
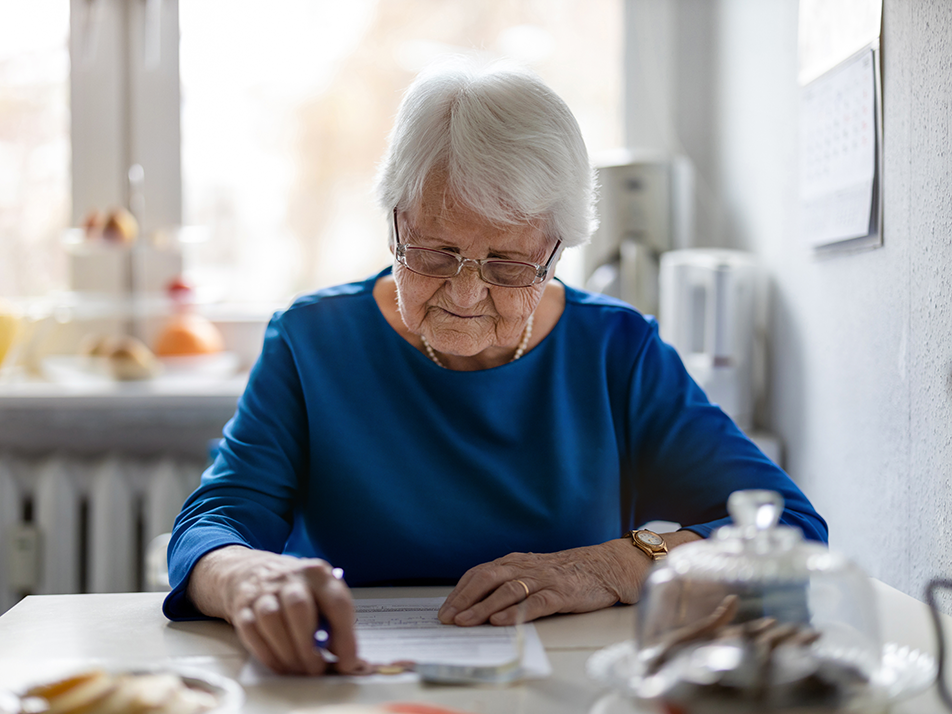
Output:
[582, 151, 693, 317]
[659, 249, 759, 432]
[580, 154, 779, 464]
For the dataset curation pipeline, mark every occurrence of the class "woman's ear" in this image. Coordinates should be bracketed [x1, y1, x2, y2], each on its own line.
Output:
[389, 206, 399, 255]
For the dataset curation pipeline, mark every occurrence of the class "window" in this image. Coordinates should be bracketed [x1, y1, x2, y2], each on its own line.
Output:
[1, 1, 622, 304]
[0, 1, 70, 298]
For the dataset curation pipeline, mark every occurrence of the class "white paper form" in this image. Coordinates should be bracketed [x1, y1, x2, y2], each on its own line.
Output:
[799, 48, 877, 247]
[239, 597, 551, 684]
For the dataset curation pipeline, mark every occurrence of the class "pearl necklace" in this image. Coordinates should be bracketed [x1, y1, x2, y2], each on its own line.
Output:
[421, 314, 534, 369]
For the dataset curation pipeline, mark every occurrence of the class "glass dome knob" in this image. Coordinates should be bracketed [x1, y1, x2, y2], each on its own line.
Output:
[728, 489, 784, 532]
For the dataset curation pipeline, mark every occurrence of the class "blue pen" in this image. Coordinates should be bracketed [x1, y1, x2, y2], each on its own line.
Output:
[314, 615, 333, 647]
[314, 567, 344, 657]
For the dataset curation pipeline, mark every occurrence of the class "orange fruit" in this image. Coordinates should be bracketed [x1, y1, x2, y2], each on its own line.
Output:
[154, 313, 224, 356]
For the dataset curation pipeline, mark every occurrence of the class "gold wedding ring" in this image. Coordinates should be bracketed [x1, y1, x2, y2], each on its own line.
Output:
[513, 579, 530, 600]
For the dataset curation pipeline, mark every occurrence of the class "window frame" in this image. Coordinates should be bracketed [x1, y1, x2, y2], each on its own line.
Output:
[69, 0, 181, 234]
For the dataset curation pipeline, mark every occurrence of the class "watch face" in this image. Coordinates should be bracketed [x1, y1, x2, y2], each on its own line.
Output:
[637, 531, 664, 547]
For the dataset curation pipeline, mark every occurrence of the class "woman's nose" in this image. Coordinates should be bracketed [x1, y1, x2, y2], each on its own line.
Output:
[446, 261, 488, 305]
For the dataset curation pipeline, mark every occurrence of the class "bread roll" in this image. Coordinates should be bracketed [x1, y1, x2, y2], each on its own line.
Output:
[108, 336, 160, 381]
[22, 669, 116, 714]
[101, 208, 138, 244]
[79, 333, 118, 358]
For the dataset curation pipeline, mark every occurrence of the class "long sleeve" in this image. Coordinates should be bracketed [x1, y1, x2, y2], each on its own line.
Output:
[625, 320, 827, 542]
[164, 315, 309, 619]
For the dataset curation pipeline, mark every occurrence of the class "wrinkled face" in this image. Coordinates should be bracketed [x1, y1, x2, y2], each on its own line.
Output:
[392, 186, 559, 361]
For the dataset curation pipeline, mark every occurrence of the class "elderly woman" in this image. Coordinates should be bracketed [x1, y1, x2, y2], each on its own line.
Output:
[164, 61, 827, 676]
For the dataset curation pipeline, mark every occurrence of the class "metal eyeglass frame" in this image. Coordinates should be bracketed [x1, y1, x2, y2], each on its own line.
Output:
[392, 208, 561, 288]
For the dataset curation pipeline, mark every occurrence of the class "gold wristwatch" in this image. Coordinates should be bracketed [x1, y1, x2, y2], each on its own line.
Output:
[627, 529, 668, 561]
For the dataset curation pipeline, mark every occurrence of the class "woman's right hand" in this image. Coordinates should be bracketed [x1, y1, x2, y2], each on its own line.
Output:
[187, 545, 365, 675]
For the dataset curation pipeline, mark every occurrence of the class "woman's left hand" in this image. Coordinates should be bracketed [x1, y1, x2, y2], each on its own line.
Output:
[438, 532, 702, 627]
[437, 540, 644, 627]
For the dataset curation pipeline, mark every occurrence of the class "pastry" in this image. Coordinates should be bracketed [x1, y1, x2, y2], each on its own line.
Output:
[101, 209, 138, 244]
[78, 334, 160, 381]
[107, 336, 160, 381]
[79, 334, 118, 359]
[18, 670, 219, 714]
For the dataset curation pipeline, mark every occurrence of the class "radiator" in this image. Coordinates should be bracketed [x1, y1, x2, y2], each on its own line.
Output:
[0, 452, 204, 614]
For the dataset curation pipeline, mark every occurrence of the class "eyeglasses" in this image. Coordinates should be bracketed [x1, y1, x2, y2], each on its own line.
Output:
[392, 209, 561, 288]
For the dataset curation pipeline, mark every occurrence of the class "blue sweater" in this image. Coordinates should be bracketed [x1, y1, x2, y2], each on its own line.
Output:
[164, 269, 827, 619]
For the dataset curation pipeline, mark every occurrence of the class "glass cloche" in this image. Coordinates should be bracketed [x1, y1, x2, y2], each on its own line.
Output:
[631, 489, 887, 713]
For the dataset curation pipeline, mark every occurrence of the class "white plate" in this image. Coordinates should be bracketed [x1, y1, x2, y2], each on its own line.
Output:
[586, 640, 936, 704]
[41, 352, 239, 384]
[41, 355, 115, 385]
[0, 666, 244, 714]
[158, 351, 240, 379]
[872, 642, 939, 700]
[585, 641, 641, 698]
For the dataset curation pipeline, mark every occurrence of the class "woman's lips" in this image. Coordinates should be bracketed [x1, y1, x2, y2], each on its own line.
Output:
[440, 307, 483, 319]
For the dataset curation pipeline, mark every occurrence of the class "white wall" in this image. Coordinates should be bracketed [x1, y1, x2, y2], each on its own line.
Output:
[626, 0, 952, 609]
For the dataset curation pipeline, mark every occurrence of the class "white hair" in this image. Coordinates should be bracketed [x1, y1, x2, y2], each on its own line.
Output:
[374, 58, 598, 248]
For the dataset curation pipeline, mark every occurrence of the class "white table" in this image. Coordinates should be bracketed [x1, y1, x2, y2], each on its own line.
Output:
[0, 582, 948, 713]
